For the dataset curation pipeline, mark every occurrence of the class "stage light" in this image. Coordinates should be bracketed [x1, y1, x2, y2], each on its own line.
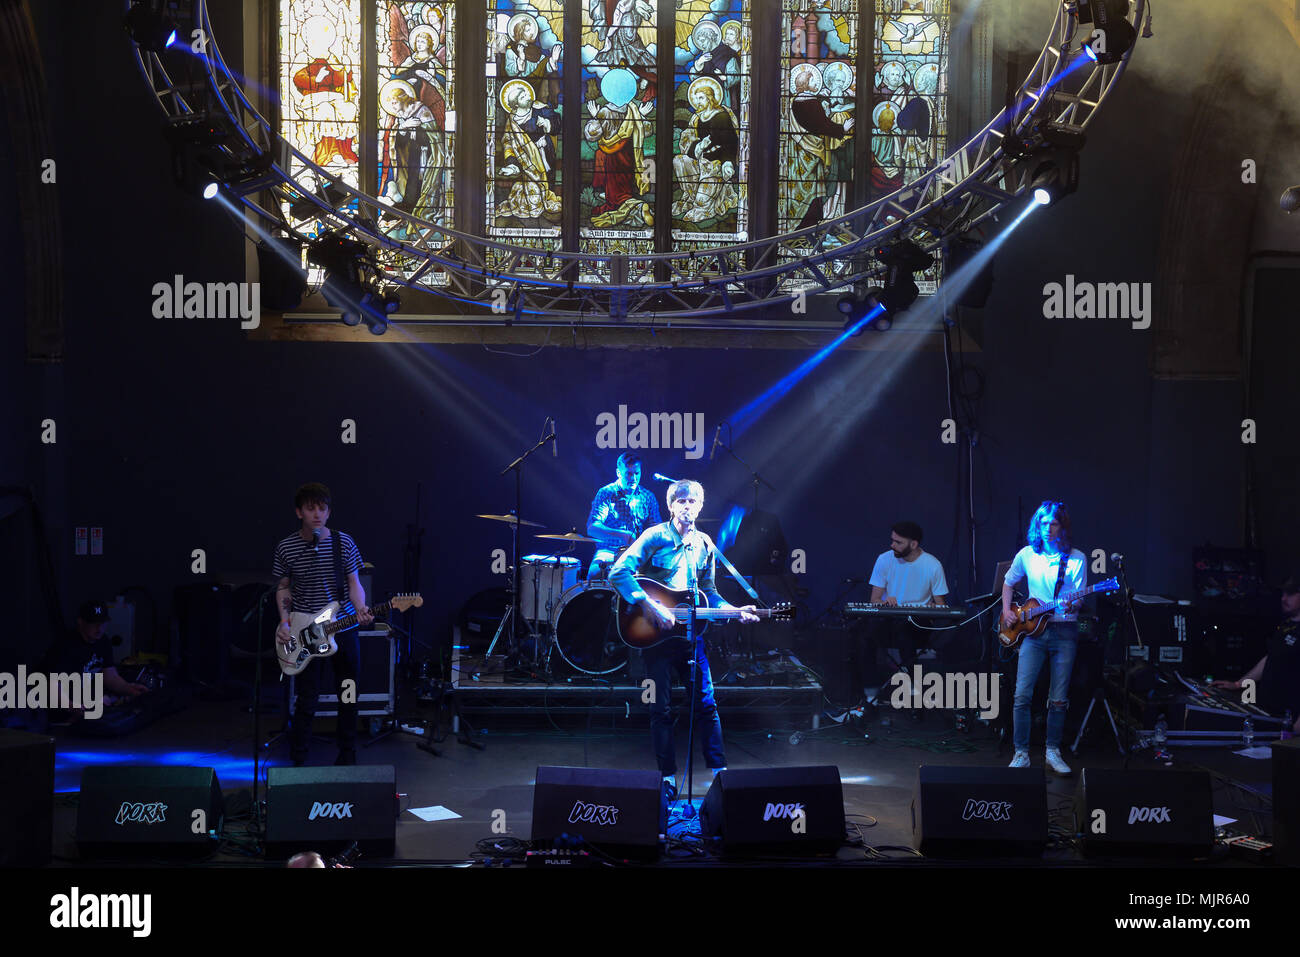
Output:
[202, 181, 219, 200]
[1281, 185, 1300, 213]
[1076, 0, 1136, 64]
[1034, 187, 1051, 205]
[1027, 149, 1080, 207]
[124, 2, 179, 53]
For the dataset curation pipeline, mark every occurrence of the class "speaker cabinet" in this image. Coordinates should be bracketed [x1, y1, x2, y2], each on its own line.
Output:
[76, 765, 223, 857]
[0, 730, 54, 866]
[531, 766, 665, 857]
[1272, 738, 1300, 866]
[265, 765, 397, 852]
[1079, 767, 1214, 858]
[700, 765, 845, 856]
[912, 765, 1048, 858]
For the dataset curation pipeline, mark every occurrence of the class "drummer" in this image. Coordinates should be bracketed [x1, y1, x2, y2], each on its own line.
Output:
[586, 453, 661, 580]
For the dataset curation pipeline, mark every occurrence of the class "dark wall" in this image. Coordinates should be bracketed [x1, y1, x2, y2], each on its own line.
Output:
[12, 1, 1289, 665]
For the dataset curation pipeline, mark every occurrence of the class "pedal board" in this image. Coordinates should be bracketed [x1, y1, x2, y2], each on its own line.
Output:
[525, 848, 596, 867]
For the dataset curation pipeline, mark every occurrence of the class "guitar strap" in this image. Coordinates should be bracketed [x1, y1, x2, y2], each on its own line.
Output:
[331, 533, 347, 613]
[714, 546, 761, 603]
[1053, 551, 1069, 599]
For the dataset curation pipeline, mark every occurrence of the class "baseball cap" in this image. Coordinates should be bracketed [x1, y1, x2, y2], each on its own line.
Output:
[77, 600, 110, 623]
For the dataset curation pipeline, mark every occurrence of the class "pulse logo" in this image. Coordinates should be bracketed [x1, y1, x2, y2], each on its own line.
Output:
[962, 799, 1012, 822]
[308, 801, 354, 821]
[763, 802, 805, 822]
[568, 801, 619, 826]
[115, 802, 167, 826]
[1128, 806, 1172, 824]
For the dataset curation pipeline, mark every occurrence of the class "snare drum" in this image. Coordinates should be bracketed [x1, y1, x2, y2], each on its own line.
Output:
[519, 555, 580, 623]
[551, 582, 628, 675]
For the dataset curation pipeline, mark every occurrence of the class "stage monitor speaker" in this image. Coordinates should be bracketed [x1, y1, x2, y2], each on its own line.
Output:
[531, 766, 665, 857]
[700, 765, 845, 856]
[265, 765, 397, 852]
[76, 765, 223, 857]
[0, 729, 55, 866]
[1271, 738, 1300, 866]
[1079, 767, 1214, 858]
[911, 765, 1047, 858]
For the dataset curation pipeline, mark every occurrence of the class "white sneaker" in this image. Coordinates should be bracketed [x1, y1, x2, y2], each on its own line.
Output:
[1045, 747, 1073, 775]
[1008, 750, 1030, 768]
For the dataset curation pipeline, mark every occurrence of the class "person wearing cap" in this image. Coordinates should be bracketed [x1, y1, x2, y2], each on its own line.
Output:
[1212, 577, 1300, 733]
[45, 600, 148, 706]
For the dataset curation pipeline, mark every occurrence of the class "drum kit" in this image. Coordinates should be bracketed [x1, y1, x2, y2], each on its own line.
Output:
[476, 513, 628, 676]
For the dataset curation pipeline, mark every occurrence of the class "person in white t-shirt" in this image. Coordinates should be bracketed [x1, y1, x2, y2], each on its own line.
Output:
[868, 520, 949, 607]
[1002, 501, 1087, 775]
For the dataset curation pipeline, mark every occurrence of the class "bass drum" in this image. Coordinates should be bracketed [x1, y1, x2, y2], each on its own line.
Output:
[551, 583, 628, 676]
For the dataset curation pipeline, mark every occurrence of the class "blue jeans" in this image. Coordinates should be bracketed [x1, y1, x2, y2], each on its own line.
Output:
[643, 636, 725, 776]
[1012, 622, 1078, 751]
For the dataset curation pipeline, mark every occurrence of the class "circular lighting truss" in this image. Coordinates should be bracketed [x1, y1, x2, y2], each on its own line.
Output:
[128, 0, 1147, 325]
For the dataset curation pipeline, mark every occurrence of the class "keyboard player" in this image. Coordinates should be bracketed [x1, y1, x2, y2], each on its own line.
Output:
[851, 521, 950, 698]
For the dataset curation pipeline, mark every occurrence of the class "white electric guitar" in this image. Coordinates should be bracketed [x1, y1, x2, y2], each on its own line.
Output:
[276, 594, 422, 676]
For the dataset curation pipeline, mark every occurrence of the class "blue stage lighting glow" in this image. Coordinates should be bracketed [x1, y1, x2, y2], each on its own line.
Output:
[1084, 41, 1098, 61]
[731, 303, 885, 437]
[718, 505, 746, 553]
[202, 181, 219, 200]
[166, 29, 178, 48]
[54, 747, 273, 792]
[1034, 187, 1051, 205]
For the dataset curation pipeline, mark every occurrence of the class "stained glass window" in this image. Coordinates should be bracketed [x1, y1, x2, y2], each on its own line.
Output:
[486, 1, 564, 277]
[778, 3, 858, 239]
[375, 0, 456, 271]
[579, 0, 658, 283]
[874, 0, 948, 291]
[279, 0, 362, 232]
[670, 2, 749, 258]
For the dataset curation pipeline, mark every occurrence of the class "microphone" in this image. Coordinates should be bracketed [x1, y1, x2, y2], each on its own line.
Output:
[709, 424, 722, 462]
[311, 527, 321, 550]
[652, 473, 679, 483]
[1110, 552, 1125, 565]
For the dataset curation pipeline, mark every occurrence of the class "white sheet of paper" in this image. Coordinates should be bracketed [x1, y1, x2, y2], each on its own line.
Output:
[1213, 815, 1237, 828]
[407, 805, 462, 822]
[1232, 746, 1272, 759]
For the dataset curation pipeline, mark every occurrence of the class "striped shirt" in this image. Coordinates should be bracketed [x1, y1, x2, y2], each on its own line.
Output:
[272, 530, 363, 616]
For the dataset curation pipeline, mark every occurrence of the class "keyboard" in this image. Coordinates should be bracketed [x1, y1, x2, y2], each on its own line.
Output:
[844, 603, 966, 621]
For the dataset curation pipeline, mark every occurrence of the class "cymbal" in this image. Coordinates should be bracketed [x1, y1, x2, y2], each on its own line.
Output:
[477, 513, 544, 527]
[535, 531, 598, 543]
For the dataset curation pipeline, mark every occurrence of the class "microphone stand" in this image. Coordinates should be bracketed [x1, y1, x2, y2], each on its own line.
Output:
[251, 583, 278, 818]
[717, 440, 775, 672]
[682, 536, 700, 817]
[499, 428, 556, 668]
[1115, 556, 1139, 768]
[718, 440, 775, 513]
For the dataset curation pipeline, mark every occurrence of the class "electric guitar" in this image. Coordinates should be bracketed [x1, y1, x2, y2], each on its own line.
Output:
[615, 577, 793, 650]
[997, 577, 1119, 649]
[276, 594, 422, 676]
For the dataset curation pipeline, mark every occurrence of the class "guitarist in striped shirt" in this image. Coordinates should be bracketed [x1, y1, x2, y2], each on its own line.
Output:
[273, 483, 373, 767]
[1002, 500, 1087, 775]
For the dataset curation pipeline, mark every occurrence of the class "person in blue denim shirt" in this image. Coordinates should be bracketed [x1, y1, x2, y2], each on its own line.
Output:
[609, 479, 757, 795]
[1002, 501, 1087, 775]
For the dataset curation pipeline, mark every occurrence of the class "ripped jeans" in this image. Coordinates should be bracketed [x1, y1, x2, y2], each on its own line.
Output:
[1012, 622, 1078, 752]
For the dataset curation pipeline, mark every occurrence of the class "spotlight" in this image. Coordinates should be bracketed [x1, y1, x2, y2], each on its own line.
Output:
[1077, 0, 1136, 64]
[1281, 185, 1300, 213]
[308, 230, 396, 333]
[202, 181, 220, 200]
[123, 2, 179, 53]
[1026, 149, 1080, 207]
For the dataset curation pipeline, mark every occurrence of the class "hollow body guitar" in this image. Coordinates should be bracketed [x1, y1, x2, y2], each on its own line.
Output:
[997, 577, 1119, 650]
[276, 594, 422, 676]
[615, 577, 792, 650]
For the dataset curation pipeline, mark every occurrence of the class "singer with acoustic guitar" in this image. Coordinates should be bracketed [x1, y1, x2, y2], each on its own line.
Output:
[273, 482, 374, 767]
[1002, 500, 1087, 776]
[609, 479, 758, 797]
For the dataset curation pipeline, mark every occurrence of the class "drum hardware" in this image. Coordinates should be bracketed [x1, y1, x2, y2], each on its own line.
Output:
[535, 530, 599, 543]
[550, 581, 629, 676]
[476, 513, 544, 527]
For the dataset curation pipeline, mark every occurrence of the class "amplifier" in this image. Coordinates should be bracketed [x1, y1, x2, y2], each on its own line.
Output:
[912, 766, 1047, 858]
[290, 626, 395, 718]
[76, 766, 223, 858]
[700, 765, 845, 856]
[1128, 600, 1202, 673]
[531, 766, 666, 857]
[265, 765, 397, 851]
[0, 729, 54, 866]
[1272, 738, 1300, 867]
[1079, 767, 1214, 858]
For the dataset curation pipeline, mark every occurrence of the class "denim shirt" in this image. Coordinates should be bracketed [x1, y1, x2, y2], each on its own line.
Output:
[609, 521, 728, 608]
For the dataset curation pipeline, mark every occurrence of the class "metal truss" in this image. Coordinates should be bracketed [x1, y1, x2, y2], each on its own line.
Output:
[128, 0, 1146, 323]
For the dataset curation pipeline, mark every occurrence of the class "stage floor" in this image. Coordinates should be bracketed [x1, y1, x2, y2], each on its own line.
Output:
[38, 696, 1276, 867]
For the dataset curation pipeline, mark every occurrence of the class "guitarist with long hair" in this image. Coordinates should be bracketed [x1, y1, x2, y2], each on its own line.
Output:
[609, 479, 758, 796]
[1002, 500, 1087, 775]
[273, 483, 373, 767]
